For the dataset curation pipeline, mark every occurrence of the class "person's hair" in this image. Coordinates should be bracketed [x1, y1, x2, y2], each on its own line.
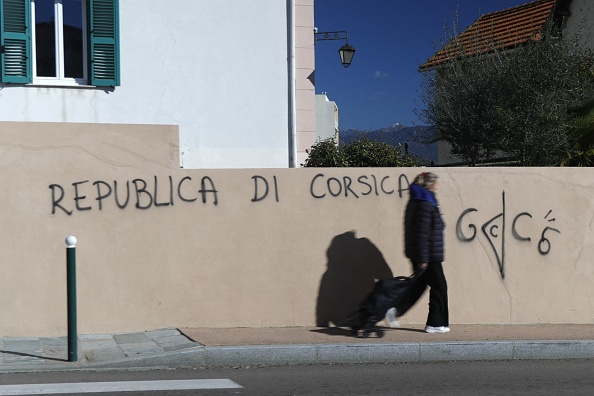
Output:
[413, 171, 438, 189]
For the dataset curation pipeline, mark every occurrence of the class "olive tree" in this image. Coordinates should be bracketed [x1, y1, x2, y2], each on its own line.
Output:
[418, 22, 594, 166]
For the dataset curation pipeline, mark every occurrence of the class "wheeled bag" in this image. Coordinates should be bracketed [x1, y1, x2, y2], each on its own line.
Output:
[349, 270, 426, 337]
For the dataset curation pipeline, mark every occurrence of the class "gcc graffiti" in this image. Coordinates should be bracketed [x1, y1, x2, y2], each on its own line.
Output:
[456, 191, 561, 279]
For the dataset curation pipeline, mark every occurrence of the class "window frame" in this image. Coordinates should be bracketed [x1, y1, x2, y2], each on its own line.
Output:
[31, 0, 89, 86]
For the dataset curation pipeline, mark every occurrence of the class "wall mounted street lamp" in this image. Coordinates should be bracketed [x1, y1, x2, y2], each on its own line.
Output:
[314, 29, 356, 68]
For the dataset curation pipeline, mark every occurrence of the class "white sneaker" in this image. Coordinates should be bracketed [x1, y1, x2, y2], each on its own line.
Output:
[425, 325, 450, 333]
[385, 308, 401, 328]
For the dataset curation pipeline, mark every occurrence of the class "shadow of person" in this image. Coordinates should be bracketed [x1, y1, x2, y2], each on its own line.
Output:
[316, 231, 393, 327]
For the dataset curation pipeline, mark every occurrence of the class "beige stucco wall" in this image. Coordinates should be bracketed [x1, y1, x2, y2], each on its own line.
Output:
[1, 121, 593, 337]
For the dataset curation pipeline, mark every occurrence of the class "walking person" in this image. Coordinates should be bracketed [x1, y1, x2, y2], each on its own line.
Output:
[385, 171, 450, 333]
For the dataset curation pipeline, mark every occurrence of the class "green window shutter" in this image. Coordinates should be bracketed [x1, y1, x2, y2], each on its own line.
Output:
[89, 0, 119, 86]
[0, 0, 31, 84]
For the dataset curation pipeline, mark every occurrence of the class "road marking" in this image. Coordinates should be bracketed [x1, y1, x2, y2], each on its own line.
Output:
[0, 379, 243, 395]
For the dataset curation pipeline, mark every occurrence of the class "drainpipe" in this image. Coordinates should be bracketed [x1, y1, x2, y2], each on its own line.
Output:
[287, 0, 297, 168]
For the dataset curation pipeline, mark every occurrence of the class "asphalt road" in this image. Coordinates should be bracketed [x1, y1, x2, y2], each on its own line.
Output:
[1, 359, 593, 395]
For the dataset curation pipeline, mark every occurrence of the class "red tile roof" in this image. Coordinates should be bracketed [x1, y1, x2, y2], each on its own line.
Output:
[419, 0, 557, 71]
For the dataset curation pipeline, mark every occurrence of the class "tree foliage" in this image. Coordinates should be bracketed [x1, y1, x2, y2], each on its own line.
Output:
[418, 21, 594, 166]
[302, 136, 422, 167]
[301, 137, 348, 167]
[562, 98, 594, 166]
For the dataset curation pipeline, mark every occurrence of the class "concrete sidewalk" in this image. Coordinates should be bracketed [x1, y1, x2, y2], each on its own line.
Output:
[0, 324, 593, 373]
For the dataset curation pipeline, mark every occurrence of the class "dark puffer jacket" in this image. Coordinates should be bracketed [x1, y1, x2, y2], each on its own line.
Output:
[404, 183, 445, 263]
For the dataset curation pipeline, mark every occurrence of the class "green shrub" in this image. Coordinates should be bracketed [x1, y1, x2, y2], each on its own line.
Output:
[302, 137, 422, 167]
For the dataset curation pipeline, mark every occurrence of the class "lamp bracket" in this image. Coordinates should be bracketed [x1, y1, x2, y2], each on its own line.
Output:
[315, 30, 349, 44]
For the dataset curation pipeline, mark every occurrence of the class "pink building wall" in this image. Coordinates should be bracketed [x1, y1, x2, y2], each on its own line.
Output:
[295, 0, 317, 167]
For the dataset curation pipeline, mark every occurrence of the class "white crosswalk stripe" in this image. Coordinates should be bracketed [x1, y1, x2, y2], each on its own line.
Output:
[0, 379, 243, 395]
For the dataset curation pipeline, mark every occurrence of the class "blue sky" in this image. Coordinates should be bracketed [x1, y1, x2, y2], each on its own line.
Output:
[314, 0, 536, 130]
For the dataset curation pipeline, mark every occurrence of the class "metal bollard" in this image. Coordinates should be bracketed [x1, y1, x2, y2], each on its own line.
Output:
[65, 235, 78, 362]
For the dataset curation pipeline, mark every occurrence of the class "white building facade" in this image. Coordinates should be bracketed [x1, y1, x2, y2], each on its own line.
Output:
[565, 0, 594, 50]
[315, 93, 338, 142]
[0, 0, 316, 168]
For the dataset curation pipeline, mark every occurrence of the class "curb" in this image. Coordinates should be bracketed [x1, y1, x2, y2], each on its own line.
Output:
[200, 340, 594, 367]
[1, 341, 593, 372]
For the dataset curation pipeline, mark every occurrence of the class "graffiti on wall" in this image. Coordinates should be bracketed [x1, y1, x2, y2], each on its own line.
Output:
[308, 173, 411, 199]
[48, 173, 412, 215]
[49, 176, 219, 215]
[49, 174, 561, 279]
[456, 191, 561, 279]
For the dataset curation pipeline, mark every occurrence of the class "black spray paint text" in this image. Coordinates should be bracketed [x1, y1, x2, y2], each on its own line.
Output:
[51, 173, 413, 215]
[455, 191, 561, 279]
[309, 173, 410, 199]
[49, 176, 218, 215]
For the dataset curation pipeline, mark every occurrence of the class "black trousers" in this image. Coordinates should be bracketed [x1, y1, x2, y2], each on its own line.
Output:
[396, 261, 449, 327]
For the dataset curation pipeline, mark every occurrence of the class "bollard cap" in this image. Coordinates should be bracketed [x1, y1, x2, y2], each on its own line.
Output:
[65, 235, 77, 248]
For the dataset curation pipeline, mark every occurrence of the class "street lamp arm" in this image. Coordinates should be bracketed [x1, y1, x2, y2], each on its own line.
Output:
[314, 30, 350, 44]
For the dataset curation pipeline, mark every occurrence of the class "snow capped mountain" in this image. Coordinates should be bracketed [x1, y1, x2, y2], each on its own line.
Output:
[390, 122, 407, 130]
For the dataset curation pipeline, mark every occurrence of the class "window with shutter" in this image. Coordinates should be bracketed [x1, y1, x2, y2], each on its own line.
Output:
[0, 0, 119, 87]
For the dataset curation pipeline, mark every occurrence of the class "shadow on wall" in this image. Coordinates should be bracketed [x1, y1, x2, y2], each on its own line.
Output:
[316, 231, 394, 327]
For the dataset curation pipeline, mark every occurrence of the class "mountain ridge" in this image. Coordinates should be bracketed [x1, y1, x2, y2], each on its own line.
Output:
[340, 124, 437, 163]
